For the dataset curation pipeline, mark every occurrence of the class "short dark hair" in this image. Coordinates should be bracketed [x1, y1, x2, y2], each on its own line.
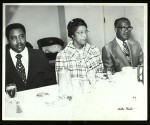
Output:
[6, 23, 26, 39]
[114, 17, 131, 28]
[67, 18, 87, 38]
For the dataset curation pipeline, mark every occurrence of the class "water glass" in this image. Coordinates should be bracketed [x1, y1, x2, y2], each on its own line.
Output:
[79, 77, 91, 93]
[87, 69, 96, 89]
[137, 65, 144, 83]
[107, 68, 113, 76]
[58, 68, 73, 101]
[6, 83, 17, 103]
[106, 68, 113, 82]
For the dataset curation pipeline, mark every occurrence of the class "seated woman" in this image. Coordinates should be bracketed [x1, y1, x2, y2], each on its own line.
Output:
[55, 18, 103, 79]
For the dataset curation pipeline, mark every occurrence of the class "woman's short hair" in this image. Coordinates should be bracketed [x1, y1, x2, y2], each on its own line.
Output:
[67, 18, 87, 38]
[6, 23, 26, 39]
[114, 17, 131, 28]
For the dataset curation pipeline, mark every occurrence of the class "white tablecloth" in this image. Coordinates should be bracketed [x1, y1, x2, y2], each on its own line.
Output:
[3, 68, 147, 120]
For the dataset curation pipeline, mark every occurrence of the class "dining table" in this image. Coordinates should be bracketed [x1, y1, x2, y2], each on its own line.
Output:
[3, 67, 147, 120]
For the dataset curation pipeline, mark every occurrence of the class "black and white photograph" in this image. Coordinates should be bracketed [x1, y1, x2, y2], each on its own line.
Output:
[2, 3, 147, 120]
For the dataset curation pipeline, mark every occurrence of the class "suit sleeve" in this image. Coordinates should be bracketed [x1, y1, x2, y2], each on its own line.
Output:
[102, 46, 114, 72]
[40, 51, 56, 85]
[137, 42, 144, 65]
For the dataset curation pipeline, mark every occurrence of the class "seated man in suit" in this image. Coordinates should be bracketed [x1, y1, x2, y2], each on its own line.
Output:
[6, 23, 56, 91]
[102, 17, 143, 72]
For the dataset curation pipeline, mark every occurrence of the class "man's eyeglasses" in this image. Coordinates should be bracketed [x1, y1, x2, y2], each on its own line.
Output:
[117, 27, 133, 32]
[75, 30, 89, 35]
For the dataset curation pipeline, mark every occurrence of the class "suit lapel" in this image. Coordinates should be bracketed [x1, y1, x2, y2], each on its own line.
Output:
[6, 49, 23, 82]
[26, 48, 35, 83]
[111, 39, 129, 66]
[127, 39, 135, 66]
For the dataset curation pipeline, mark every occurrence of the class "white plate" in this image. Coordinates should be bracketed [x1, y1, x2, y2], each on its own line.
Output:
[122, 66, 133, 73]
[122, 66, 132, 70]
[36, 92, 50, 97]
[45, 98, 71, 107]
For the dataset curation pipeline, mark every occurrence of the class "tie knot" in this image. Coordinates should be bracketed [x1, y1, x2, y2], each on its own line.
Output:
[16, 54, 22, 60]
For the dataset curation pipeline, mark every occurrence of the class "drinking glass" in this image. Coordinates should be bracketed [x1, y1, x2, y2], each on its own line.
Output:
[79, 77, 91, 93]
[6, 83, 17, 103]
[58, 68, 73, 101]
[87, 69, 96, 90]
[106, 68, 113, 82]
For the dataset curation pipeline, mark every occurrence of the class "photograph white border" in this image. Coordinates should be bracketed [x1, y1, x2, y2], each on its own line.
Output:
[2, 3, 148, 120]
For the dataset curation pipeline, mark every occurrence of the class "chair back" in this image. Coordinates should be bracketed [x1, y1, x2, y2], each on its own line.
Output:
[37, 37, 64, 61]
[37, 37, 64, 50]
[26, 42, 33, 49]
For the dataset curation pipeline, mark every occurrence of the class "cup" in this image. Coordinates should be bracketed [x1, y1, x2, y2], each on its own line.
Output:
[79, 77, 91, 93]
[107, 68, 113, 77]
[137, 65, 144, 83]
[58, 68, 73, 101]
[105, 68, 113, 82]
[6, 83, 17, 103]
[87, 69, 96, 89]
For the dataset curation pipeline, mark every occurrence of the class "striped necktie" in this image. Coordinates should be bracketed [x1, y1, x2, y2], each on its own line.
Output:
[123, 41, 131, 66]
[16, 54, 27, 86]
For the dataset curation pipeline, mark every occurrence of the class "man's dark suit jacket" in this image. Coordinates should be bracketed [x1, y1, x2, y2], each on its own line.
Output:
[102, 38, 143, 72]
[6, 46, 56, 91]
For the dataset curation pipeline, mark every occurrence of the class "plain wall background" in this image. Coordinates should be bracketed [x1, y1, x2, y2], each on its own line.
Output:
[5, 5, 61, 49]
[4, 4, 146, 51]
[64, 6, 105, 50]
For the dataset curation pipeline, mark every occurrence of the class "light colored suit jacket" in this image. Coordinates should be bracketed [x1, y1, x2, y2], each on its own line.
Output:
[102, 38, 143, 72]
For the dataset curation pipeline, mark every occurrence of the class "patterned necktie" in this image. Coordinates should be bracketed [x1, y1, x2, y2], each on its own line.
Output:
[16, 54, 27, 86]
[123, 41, 131, 66]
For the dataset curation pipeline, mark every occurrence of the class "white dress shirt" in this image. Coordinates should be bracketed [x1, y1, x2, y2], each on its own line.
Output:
[115, 37, 129, 51]
[10, 47, 29, 79]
